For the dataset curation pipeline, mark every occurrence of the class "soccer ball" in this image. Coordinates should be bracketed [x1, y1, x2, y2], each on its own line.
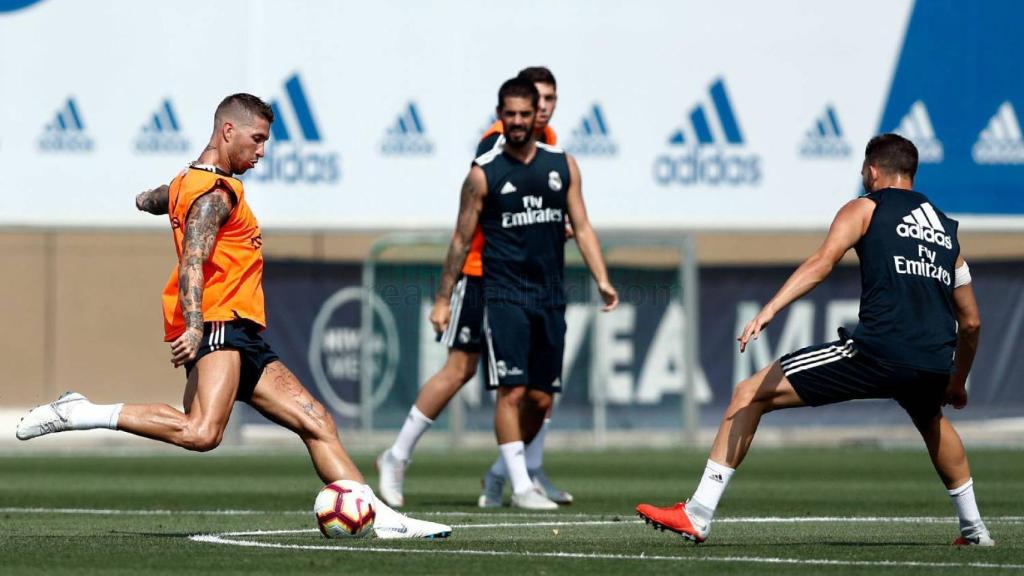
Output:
[314, 480, 376, 538]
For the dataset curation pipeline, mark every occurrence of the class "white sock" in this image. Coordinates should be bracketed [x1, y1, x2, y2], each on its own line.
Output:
[389, 406, 433, 462]
[948, 478, 985, 534]
[499, 441, 532, 494]
[70, 401, 123, 430]
[525, 418, 550, 470]
[689, 459, 736, 521]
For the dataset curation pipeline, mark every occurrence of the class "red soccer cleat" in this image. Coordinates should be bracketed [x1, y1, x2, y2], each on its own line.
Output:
[636, 501, 709, 543]
[953, 532, 996, 547]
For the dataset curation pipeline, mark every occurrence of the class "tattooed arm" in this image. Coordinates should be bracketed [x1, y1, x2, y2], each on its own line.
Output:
[136, 184, 170, 215]
[170, 189, 234, 367]
[429, 165, 487, 334]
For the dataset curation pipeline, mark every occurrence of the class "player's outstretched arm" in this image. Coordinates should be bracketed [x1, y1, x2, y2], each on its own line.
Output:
[738, 198, 874, 352]
[564, 155, 618, 312]
[171, 188, 233, 367]
[946, 255, 981, 409]
[432, 166, 487, 334]
[136, 184, 170, 215]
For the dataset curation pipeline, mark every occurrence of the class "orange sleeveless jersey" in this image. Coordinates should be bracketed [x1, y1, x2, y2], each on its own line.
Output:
[161, 167, 266, 341]
[461, 121, 558, 277]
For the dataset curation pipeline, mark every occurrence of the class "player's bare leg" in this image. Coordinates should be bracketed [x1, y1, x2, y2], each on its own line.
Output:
[248, 361, 361, 484]
[117, 351, 241, 450]
[493, 386, 557, 509]
[708, 361, 805, 468]
[18, 351, 241, 451]
[638, 361, 804, 541]
[250, 360, 451, 539]
[416, 350, 479, 419]
[377, 349, 478, 507]
[912, 411, 994, 546]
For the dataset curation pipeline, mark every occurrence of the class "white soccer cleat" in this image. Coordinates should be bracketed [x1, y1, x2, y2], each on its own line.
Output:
[376, 449, 408, 508]
[530, 468, 573, 505]
[477, 470, 505, 508]
[16, 392, 88, 440]
[371, 497, 451, 540]
[511, 486, 559, 510]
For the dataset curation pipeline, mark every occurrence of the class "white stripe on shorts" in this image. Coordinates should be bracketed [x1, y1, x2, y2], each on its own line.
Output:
[783, 341, 857, 377]
[483, 308, 499, 386]
[442, 277, 467, 347]
[780, 340, 853, 372]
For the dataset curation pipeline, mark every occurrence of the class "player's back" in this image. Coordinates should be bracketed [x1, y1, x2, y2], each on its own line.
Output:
[161, 165, 266, 340]
[475, 142, 569, 308]
[853, 188, 959, 372]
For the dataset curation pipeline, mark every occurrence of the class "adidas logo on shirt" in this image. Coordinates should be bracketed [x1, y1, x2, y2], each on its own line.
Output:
[565, 103, 617, 156]
[500, 181, 518, 194]
[135, 99, 189, 154]
[38, 97, 94, 153]
[893, 100, 943, 163]
[381, 102, 434, 155]
[799, 105, 850, 158]
[250, 72, 340, 184]
[654, 77, 761, 186]
[972, 101, 1024, 164]
[896, 202, 952, 249]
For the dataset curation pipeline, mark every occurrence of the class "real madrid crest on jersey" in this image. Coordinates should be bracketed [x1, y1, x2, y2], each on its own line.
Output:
[548, 170, 563, 191]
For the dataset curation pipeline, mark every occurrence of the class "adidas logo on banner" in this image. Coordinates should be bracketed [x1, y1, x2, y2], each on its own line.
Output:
[893, 100, 943, 164]
[896, 202, 952, 249]
[38, 97, 94, 152]
[799, 105, 850, 158]
[972, 101, 1024, 164]
[565, 103, 617, 156]
[250, 73, 339, 184]
[381, 102, 434, 155]
[654, 78, 761, 186]
[135, 99, 189, 154]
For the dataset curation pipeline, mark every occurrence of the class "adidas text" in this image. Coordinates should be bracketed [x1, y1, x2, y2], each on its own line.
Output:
[654, 149, 761, 186]
[896, 222, 952, 249]
[249, 147, 340, 184]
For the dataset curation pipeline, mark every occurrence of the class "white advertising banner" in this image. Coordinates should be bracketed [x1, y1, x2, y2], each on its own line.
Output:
[0, 0, 922, 229]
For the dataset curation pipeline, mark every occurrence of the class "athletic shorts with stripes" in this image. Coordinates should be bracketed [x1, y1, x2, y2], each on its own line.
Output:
[780, 329, 950, 422]
[437, 275, 484, 353]
[183, 319, 280, 402]
[482, 301, 565, 393]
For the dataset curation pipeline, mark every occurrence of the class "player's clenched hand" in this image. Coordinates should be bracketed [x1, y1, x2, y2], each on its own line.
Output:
[430, 299, 451, 335]
[598, 282, 619, 312]
[943, 381, 968, 410]
[170, 327, 203, 367]
[738, 307, 775, 353]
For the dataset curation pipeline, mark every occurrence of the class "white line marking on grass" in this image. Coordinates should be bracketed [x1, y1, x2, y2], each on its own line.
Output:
[189, 529, 1024, 571]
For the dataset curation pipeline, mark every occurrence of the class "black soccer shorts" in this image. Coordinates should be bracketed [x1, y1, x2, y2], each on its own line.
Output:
[780, 329, 949, 421]
[183, 319, 279, 402]
[481, 301, 565, 393]
[437, 275, 485, 353]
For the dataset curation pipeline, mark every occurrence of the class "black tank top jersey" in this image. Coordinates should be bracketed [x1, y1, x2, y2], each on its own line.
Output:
[851, 188, 960, 373]
[474, 142, 570, 308]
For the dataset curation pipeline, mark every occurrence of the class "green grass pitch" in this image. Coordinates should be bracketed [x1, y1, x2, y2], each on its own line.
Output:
[1, 446, 1021, 575]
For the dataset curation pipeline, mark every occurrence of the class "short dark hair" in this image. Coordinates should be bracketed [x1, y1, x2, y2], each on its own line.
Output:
[517, 66, 556, 89]
[497, 77, 539, 111]
[215, 93, 274, 125]
[864, 133, 918, 180]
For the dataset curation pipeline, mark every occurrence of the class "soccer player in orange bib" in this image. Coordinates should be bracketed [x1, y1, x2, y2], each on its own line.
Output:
[17, 93, 450, 540]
